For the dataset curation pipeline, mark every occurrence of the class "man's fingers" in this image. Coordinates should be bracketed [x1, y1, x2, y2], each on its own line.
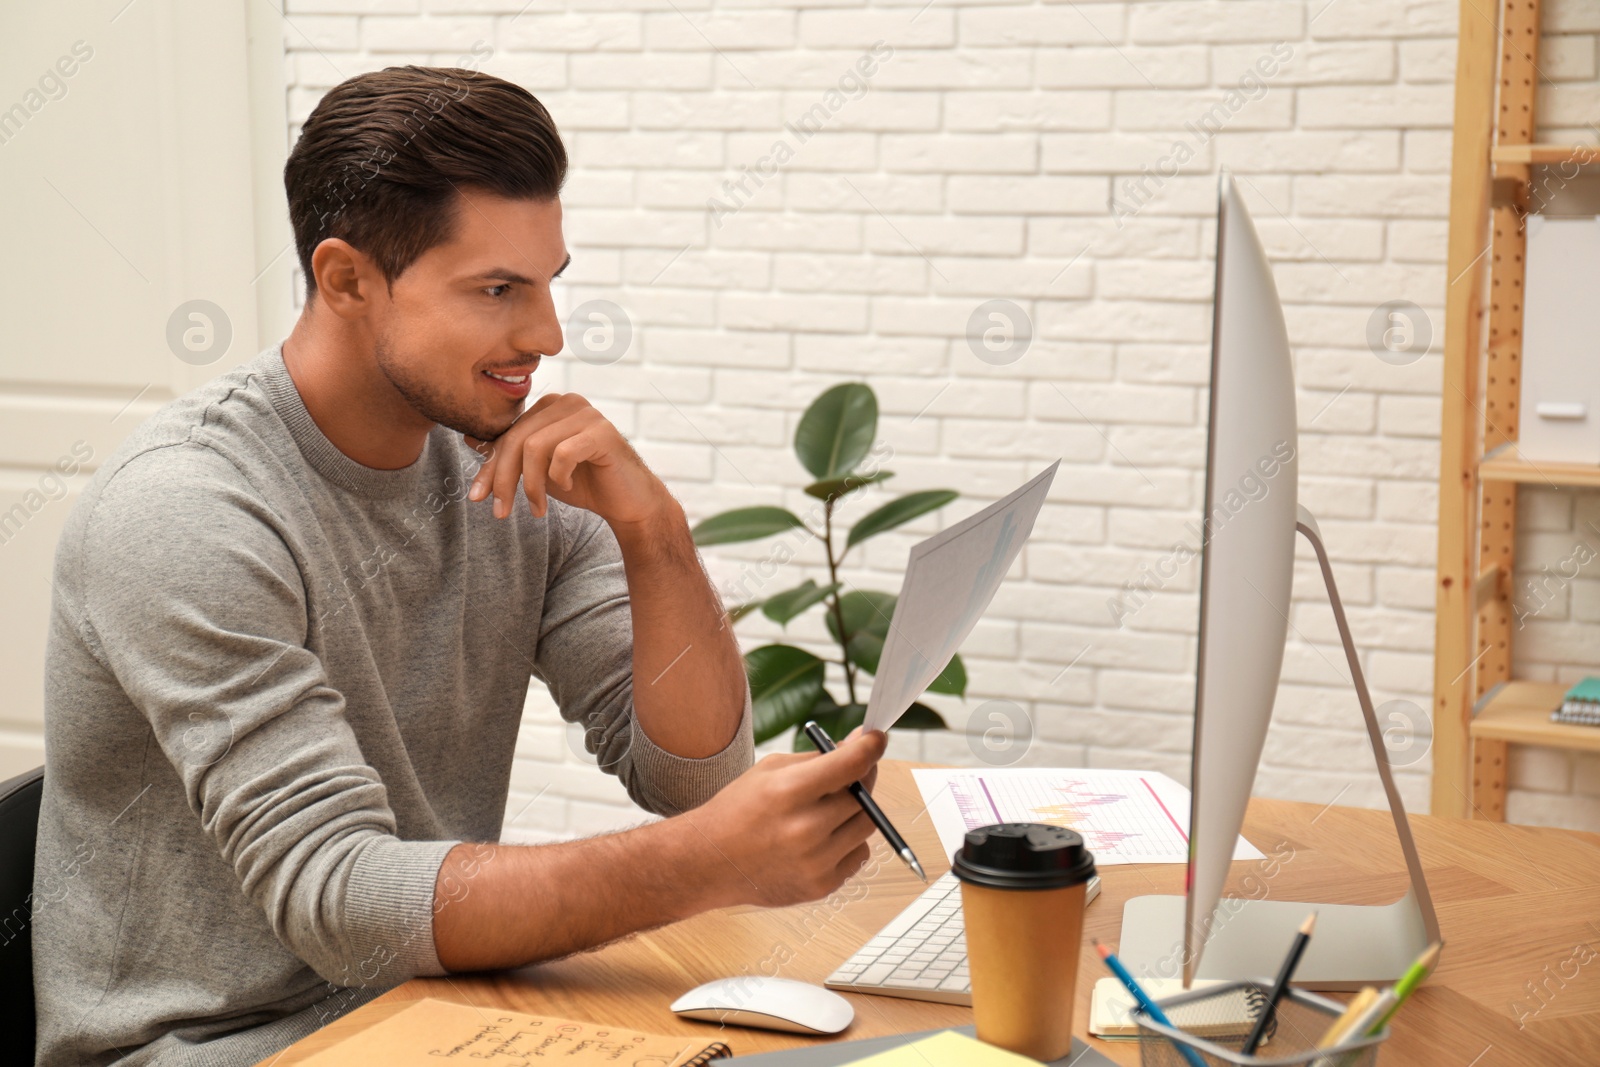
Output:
[547, 431, 599, 493]
[788, 729, 886, 799]
[513, 412, 598, 516]
[842, 726, 881, 794]
[828, 807, 875, 851]
[466, 438, 497, 501]
[467, 393, 571, 512]
[515, 433, 552, 516]
[834, 841, 872, 882]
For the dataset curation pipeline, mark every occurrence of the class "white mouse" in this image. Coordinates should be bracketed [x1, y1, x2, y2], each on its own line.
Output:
[670, 975, 854, 1035]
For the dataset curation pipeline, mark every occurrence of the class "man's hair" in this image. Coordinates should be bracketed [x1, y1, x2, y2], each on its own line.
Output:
[284, 65, 567, 300]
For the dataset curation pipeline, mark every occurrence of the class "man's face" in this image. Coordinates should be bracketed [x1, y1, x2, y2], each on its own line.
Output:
[368, 188, 569, 443]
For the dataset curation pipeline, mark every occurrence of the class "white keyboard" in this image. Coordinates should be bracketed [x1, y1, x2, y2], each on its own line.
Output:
[825, 871, 1102, 1005]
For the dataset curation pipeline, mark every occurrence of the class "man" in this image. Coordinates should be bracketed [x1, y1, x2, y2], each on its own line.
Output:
[31, 65, 884, 1066]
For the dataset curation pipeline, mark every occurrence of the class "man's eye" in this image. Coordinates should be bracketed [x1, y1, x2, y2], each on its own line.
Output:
[484, 284, 511, 299]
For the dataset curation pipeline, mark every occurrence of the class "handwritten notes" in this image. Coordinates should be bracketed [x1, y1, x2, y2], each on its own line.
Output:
[301, 998, 727, 1066]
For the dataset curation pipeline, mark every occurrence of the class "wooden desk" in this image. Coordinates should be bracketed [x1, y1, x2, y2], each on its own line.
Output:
[264, 761, 1600, 1065]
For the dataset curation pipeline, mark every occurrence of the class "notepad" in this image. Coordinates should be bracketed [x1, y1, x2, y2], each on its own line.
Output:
[1089, 977, 1262, 1038]
[300, 997, 731, 1066]
[835, 1030, 1040, 1067]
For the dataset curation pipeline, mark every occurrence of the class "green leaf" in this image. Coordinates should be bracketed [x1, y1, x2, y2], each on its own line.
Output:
[794, 383, 878, 480]
[895, 702, 949, 729]
[793, 703, 867, 751]
[789, 689, 841, 751]
[804, 470, 894, 502]
[746, 644, 826, 743]
[693, 506, 808, 546]
[845, 630, 884, 674]
[760, 579, 842, 626]
[824, 590, 898, 646]
[726, 601, 763, 624]
[925, 653, 967, 697]
[845, 490, 959, 550]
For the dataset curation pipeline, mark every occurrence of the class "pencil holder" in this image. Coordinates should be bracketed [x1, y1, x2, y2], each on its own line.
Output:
[1133, 981, 1388, 1067]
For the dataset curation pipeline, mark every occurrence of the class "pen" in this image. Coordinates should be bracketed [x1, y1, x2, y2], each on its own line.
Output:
[801, 721, 926, 883]
[1094, 940, 1208, 1067]
[1241, 911, 1317, 1055]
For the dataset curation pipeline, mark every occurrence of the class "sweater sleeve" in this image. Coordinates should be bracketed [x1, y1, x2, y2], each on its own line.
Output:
[534, 501, 754, 816]
[78, 443, 457, 987]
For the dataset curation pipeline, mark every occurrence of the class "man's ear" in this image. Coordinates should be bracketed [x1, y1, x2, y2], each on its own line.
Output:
[309, 238, 380, 320]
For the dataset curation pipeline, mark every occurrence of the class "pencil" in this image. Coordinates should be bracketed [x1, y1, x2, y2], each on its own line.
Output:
[1094, 940, 1208, 1067]
[1241, 911, 1318, 1055]
[1312, 986, 1378, 1050]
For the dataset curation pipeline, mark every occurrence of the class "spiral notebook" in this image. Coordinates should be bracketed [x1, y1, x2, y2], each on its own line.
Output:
[1089, 977, 1266, 1038]
[1551, 676, 1600, 726]
[300, 997, 731, 1066]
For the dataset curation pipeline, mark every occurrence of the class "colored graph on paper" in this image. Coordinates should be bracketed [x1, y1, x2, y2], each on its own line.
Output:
[913, 768, 1263, 866]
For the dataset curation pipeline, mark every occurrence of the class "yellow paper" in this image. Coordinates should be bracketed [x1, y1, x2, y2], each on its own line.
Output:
[300, 997, 722, 1067]
[839, 1030, 1042, 1067]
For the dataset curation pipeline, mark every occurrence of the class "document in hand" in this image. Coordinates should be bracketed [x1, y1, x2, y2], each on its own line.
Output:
[863, 460, 1059, 733]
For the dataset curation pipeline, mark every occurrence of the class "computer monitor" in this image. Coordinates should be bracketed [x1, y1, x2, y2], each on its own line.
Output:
[1184, 170, 1300, 982]
[1114, 171, 1439, 990]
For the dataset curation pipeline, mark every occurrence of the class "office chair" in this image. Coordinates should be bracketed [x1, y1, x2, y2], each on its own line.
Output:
[0, 766, 44, 1058]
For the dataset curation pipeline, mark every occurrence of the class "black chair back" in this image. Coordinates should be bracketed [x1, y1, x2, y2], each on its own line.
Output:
[0, 767, 44, 1059]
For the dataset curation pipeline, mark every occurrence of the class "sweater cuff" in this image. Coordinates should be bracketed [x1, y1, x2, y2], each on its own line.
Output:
[343, 836, 461, 983]
[628, 686, 755, 815]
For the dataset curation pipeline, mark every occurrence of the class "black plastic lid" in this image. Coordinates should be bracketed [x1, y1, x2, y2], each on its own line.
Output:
[951, 822, 1097, 890]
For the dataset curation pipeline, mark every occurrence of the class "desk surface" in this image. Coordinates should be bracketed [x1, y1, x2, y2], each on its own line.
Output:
[263, 761, 1600, 1065]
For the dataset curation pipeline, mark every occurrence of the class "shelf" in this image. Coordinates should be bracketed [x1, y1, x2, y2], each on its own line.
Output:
[1492, 143, 1600, 166]
[1471, 681, 1600, 753]
[1479, 444, 1600, 489]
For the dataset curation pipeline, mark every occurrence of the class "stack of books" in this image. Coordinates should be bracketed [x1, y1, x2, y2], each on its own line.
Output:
[1551, 677, 1600, 726]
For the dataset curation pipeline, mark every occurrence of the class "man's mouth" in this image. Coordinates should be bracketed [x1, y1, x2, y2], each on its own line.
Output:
[481, 363, 536, 398]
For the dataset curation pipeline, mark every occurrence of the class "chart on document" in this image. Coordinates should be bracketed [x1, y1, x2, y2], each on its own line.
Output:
[913, 767, 1263, 865]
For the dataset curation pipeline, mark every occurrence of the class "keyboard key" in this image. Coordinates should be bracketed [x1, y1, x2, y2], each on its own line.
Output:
[858, 963, 896, 985]
[939, 975, 970, 992]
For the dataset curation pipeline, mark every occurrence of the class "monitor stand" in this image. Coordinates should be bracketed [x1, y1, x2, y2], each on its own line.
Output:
[1115, 506, 1442, 992]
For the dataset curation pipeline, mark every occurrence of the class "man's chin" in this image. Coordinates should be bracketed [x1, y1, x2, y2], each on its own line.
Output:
[441, 411, 519, 446]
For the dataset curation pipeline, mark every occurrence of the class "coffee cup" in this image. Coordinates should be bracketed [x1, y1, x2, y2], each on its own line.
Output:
[952, 822, 1098, 1061]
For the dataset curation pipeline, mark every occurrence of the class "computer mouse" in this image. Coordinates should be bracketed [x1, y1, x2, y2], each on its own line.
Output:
[670, 975, 855, 1034]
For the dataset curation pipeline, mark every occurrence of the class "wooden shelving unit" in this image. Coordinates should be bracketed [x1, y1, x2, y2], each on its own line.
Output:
[1479, 443, 1600, 490]
[1472, 682, 1600, 754]
[1491, 144, 1600, 166]
[1434, 0, 1600, 820]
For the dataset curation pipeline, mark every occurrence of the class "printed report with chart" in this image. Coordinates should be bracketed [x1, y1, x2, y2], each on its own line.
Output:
[912, 767, 1262, 865]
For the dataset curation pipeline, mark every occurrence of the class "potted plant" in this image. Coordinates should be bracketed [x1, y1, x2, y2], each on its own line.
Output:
[691, 383, 967, 750]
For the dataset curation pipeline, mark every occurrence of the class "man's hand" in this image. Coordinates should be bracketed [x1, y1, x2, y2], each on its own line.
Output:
[467, 392, 668, 527]
[430, 729, 888, 972]
[685, 728, 888, 910]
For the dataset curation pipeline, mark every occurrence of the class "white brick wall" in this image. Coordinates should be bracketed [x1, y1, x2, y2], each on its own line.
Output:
[277, 0, 1600, 840]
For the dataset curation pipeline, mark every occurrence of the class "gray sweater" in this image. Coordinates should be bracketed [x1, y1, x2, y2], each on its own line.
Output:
[30, 343, 754, 1066]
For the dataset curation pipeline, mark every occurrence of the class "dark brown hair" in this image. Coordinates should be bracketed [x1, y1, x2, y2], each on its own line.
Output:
[284, 65, 567, 299]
